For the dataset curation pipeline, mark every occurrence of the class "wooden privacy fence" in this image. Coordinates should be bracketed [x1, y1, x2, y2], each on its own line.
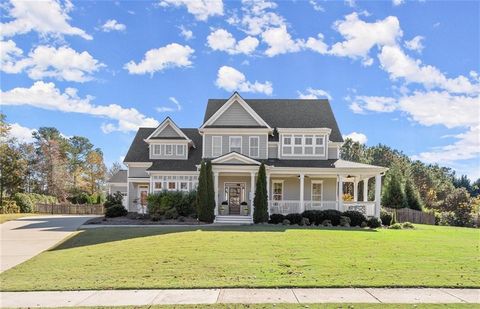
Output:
[35, 203, 104, 215]
[384, 207, 435, 225]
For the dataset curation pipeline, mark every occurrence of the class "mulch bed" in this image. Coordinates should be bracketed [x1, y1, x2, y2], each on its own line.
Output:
[85, 215, 207, 225]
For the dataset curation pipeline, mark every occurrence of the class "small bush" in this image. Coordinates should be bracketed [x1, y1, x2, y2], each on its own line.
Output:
[269, 213, 285, 224]
[285, 213, 302, 225]
[301, 217, 310, 226]
[342, 210, 366, 227]
[147, 191, 197, 219]
[104, 192, 124, 208]
[380, 209, 394, 226]
[301, 210, 321, 225]
[360, 221, 368, 228]
[105, 204, 127, 217]
[389, 223, 402, 229]
[164, 208, 179, 219]
[282, 219, 290, 225]
[14, 193, 34, 213]
[340, 216, 351, 227]
[402, 222, 415, 229]
[321, 219, 332, 227]
[368, 217, 382, 228]
[0, 199, 20, 214]
[323, 209, 343, 226]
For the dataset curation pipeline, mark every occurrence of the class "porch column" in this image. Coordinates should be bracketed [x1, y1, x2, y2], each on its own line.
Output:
[363, 178, 369, 202]
[299, 173, 305, 213]
[214, 172, 219, 216]
[353, 178, 358, 202]
[338, 176, 343, 211]
[374, 174, 382, 217]
[250, 172, 256, 213]
[266, 173, 271, 215]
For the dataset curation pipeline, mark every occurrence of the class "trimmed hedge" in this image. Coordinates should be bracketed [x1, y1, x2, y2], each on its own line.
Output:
[285, 213, 303, 225]
[380, 209, 394, 226]
[368, 217, 382, 228]
[105, 204, 128, 218]
[0, 200, 20, 214]
[14, 193, 57, 213]
[301, 209, 343, 226]
[342, 210, 366, 227]
[147, 190, 197, 220]
[269, 213, 285, 224]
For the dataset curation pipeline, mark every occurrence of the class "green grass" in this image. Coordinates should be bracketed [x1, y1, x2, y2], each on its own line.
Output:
[0, 213, 39, 224]
[46, 305, 479, 309]
[0, 224, 478, 291]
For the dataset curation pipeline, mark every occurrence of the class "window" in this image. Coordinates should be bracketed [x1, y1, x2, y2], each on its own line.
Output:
[177, 145, 185, 156]
[282, 134, 326, 156]
[249, 136, 259, 157]
[154, 182, 162, 190]
[168, 182, 176, 190]
[311, 181, 323, 201]
[153, 144, 161, 155]
[212, 136, 222, 157]
[165, 145, 173, 156]
[180, 182, 188, 191]
[272, 181, 283, 201]
[229, 136, 242, 153]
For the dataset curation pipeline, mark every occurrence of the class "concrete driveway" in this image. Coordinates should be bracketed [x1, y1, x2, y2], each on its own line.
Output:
[0, 215, 98, 272]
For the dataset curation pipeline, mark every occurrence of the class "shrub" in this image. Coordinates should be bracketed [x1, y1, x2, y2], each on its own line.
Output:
[147, 191, 197, 220]
[164, 208, 179, 220]
[322, 209, 342, 226]
[14, 193, 34, 213]
[321, 219, 332, 227]
[402, 222, 415, 229]
[380, 209, 394, 226]
[301, 217, 310, 226]
[340, 216, 351, 227]
[269, 213, 285, 224]
[177, 190, 197, 217]
[342, 210, 366, 227]
[389, 223, 402, 229]
[438, 211, 456, 226]
[105, 204, 127, 217]
[0, 199, 20, 214]
[253, 163, 268, 224]
[368, 217, 382, 228]
[285, 213, 303, 225]
[104, 192, 124, 208]
[302, 210, 321, 225]
[282, 219, 290, 225]
[360, 221, 368, 228]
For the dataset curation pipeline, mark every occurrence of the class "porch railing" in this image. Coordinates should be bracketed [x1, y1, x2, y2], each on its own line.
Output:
[268, 200, 376, 216]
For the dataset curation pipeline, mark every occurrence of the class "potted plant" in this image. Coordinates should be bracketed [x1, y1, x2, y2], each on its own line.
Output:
[220, 201, 228, 215]
[241, 201, 249, 215]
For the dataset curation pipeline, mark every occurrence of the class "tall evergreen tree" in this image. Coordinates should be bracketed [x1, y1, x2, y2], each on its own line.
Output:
[382, 169, 408, 209]
[253, 163, 268, 223]
[405, 177, 423, 210]
[205, 160, 215, 222]
[196, 161, 215, 222]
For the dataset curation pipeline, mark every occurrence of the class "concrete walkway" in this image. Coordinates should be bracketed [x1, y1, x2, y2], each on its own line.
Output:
[0, 215, 99, 272]
[0, 288, 478, 307]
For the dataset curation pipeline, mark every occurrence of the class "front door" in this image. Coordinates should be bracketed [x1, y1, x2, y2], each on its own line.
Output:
[228, 186, 241, 215]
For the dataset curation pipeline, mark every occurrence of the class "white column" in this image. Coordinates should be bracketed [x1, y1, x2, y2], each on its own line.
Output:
[353, 178, 358, 202]
[266, 173, 271, 215]
[363, 178, 369, 202]
[338, 176, 343, 211]
[374, 174, 382, 217]
[214, 172, 219, 216]
[299, 173, 305, 213]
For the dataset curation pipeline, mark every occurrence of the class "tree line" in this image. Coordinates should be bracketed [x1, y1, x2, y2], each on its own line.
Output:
[0, 114, 112, 203]
[341, 139, 479, 226]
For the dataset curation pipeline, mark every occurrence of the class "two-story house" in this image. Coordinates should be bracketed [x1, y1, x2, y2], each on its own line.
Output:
[116, 92, 387, 224]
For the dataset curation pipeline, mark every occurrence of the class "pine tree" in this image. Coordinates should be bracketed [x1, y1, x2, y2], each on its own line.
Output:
[382, 170, 408, 209]
[196, 161, 208, 222]
[404, 177, 423, 211]
[253, 163, 268, 223]
[205, 160, 215, 222]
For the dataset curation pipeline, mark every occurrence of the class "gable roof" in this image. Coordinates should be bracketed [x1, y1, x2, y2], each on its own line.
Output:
[145, 117, 190, 141]
[204, 99, 343, 142]
[212, 151, 261, 165]
[124, 128, 202, 171]
[107, 170, 127, 183]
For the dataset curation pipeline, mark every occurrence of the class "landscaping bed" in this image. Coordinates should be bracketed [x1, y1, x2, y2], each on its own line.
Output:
[85, 215, 205, 225]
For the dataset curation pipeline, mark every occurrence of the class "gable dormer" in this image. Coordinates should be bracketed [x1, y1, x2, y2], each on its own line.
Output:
[145, 117, 193, 160]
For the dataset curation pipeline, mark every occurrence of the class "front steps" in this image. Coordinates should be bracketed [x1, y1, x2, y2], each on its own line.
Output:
[214, 215, 253, 225]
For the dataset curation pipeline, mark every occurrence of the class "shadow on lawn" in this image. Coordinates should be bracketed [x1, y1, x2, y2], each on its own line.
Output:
[51, 224, 377, 251]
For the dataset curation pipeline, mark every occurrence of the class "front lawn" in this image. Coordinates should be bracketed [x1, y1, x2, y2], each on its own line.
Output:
[0, 224, 478, 291]
[0, 213, 39, 224]
[47, 305, 479, 309]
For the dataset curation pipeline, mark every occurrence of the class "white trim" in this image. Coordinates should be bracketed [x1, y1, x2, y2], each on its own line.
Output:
[107, 182, 127, 186]
[176, 144, 185, 156]
[311, 180, 324, 202]
[229, 136, 242, 153]
[145, 117, 191, 142]
[212, 135, 222, 157]
[277, 128, 332, 134]
[249, 136, 259, 158]
[212, 152, 261, 165]
[153, 144, 161, 155]
[281, 134, 326, 157]
[202, 133, 205, 158]
[223, 182, 247, 205]
[200, 128, 271, 134]
[200, 93, 272, 130]
[124, 162, 153, 168]
[271, 180, 284, 201]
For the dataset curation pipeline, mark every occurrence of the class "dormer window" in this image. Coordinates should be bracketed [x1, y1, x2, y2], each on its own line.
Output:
[165, 145, 173, 156]
[153, 144, 161, 155]
[177, 145, 185, 156]
[282, 134, 326, 156]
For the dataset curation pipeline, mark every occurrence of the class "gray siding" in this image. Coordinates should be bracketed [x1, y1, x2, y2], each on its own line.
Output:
[155, 124, 182, 138]
[149, 144, 188, 160]
[129, 166, 149, 178]
[328, 146, 339, 159]
[109, 184, 126, 194]
[204, 134, 267, 158]
[211, 101, 259, 126]
[268, 144, 278, 159]
[269, 177, 337, 201]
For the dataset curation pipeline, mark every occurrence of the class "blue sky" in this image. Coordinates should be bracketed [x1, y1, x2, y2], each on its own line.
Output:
[1, 0, 479, 179]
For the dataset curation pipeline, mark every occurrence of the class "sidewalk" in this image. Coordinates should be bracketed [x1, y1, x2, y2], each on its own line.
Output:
[1, 288, 478, 307]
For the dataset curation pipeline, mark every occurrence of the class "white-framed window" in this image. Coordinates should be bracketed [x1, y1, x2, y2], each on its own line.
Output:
[168, 182, 176, 191]
[165, 144, 173, 156]
[229, 136, 242, 153]
[154, 182, 162, 192]
[311, 180, 323, 201]
[249, 136, 259, 158]
[282, 134, 326, 156]
[272, 180, 284, 201]
[153, 144, 161, 155]
[180, 182, 188, 191]
[177, 145, 185, 156]
[212, 136, 222, 157]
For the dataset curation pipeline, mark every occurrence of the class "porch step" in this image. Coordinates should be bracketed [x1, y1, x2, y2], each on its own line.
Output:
[214, 215, 253, 225]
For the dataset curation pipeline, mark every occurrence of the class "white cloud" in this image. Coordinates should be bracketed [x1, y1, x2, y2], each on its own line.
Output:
[0, 0, 92, 40]
[404, 35, 424, 52]
[124, 43, 194, 75]
[158, 0, 223, 21]
[305, 34, 328, 54]
[379, 45, 479, 94]
[9, 123, 36, 143]
[156, 96, 182, 112]
[343, 132, 368, 144]
[232, 0, 284, 36]
[1, 45, 105, 82]
[215, 66, 272, 95]
[392, 0, 405, 6]
[309, 0, 325, 12]
[261, 25, 303, 57]
[345, 0, 356, 8]
[298, 88, 332, 100]
[329, 13, 402, 65]
[179, 25, 193, 40]
[207, 28, 259, 55]
[349, 95, 398, 114]
[0, 40, 23, 73]
[101, 19, 126, 32]
[0, 81, 159, 133]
